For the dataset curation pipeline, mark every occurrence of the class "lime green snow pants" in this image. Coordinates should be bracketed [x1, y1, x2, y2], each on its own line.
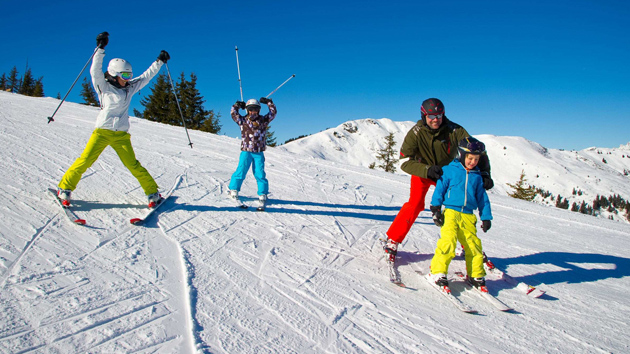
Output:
[58, 129, 158, 195]
[430, 208, 486, 278]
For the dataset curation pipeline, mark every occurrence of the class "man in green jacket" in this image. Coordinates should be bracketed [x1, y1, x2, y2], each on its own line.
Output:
[384, 98, 493, 264]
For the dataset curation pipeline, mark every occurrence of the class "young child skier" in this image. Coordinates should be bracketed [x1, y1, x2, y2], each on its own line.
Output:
[57, 32, 170, 208]
[428, 137, 493, 291]
[228, 97, 277, 210]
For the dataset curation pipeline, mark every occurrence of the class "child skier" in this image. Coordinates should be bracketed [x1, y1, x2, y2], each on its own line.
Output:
[428, 137, 493, 291]
[57, 32, 170, 208]
[228, 97, 277, 209]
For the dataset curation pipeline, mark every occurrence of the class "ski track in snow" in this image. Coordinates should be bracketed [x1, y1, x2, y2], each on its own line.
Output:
[1, 92, 630, 353]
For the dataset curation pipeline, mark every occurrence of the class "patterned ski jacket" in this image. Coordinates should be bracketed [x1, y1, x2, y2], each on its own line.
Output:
[399, 117, 491, 180]
[431, 160, 493, 220]
[231, 102, 277, 152]
[91, 49, 163, 132]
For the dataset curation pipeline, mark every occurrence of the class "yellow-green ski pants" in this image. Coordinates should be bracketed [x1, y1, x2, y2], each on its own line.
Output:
[58, 129, 158, 195]
[430, 208, 486, 278]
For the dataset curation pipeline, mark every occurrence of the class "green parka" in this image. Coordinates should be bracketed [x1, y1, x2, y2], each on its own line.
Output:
[399, 117, 491, 180]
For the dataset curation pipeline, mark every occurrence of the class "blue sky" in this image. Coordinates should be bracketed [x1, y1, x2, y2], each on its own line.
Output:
[2, 0, 629, 150]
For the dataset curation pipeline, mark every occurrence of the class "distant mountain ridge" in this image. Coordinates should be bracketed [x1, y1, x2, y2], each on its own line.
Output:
[281, 118, 630, 222]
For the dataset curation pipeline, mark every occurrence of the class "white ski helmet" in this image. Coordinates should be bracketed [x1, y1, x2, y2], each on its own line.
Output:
[246, 98, 261, 110]
[107, 58, 133, 79]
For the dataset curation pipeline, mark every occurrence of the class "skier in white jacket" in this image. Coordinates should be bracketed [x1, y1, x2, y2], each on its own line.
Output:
[57, 32, 170, 208]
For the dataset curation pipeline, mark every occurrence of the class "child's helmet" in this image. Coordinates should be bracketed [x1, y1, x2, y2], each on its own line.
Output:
[246, 99, 261, 110]
[457, 137, 486, 164]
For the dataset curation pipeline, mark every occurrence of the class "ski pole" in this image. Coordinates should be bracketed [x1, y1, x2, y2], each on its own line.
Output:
[47, 47, 99, 124]
[164, 63, 194, 149]
[266, 74, 296, 98]
[235, 46, 244, 101]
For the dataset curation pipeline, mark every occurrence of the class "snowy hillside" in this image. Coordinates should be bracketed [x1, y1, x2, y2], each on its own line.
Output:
[282, 119, 630, 223]
[1, 91, 630, 353]
[280, 118, 415, 173]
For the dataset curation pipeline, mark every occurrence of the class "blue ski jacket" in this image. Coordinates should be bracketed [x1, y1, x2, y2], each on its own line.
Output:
[431, 159, 493, 220]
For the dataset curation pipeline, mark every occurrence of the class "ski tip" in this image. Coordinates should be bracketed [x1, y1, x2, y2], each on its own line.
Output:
[130, 218, 142, 225]
[529, 290, 546, 298]
[74, 219, 87, 225]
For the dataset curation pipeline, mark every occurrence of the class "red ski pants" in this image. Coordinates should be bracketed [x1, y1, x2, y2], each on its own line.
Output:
[386, 175, 436, 243]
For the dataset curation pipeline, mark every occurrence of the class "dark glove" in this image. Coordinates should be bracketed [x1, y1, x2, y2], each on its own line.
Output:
[235, 101, 246, 109]
[157, 50, 170, 63]
[481, 220, 492, 233]
[427, 165, 443, 181]
[96, 32, 109, 49]
[430, 205, 444, 227]
[259, 97, 272, 104]
[482, 175, 494, 190]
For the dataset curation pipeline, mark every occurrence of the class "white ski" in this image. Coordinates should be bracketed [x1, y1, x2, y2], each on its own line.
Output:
[484, 263, 546, 298]
[415, 269, 476, 313]
[454, 272, 513, 312]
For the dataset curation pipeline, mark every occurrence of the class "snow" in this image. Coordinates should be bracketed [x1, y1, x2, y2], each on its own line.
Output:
[1, 90, 630, 353]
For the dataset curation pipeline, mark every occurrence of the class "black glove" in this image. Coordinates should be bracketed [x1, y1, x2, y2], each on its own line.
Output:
[259, 97, 272, 104]
[430, 205, 444, 227]
[157, 50, 170, 63]
[482, 175, 494, 190]
[96, 32, 109, 49]
[235, 101, 246, 109]
[481, 220, 492, 233]
[427, 165, 443, 181]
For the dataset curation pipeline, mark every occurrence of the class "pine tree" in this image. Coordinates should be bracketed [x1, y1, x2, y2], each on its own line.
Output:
[80, 77, 99, 106]
[506, 170, 537, 201]
[175, 72, 221, 133]
[266, 128, 277, 147]
[33, 77, 44, 97]
[18, 67, 35, 96]
[8, 66, 20, 93]
[139, 72, 174, 124]
[137, 72, 221, 134]
[375, 132, 398, 173]
[0, 73, 7, 91]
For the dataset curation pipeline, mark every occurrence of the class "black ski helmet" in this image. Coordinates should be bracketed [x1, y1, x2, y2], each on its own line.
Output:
[457, 137, 486, 165]
[421, 98, 445, 117]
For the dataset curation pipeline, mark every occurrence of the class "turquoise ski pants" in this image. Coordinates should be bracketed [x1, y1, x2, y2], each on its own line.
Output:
[229, 151, 269, 195]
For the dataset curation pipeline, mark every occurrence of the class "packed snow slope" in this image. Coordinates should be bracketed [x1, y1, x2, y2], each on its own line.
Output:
[281, 118, 630, 222]
[1, 91, 630, 353]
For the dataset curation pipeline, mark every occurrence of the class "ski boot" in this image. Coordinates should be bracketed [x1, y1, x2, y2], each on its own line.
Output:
[482, 252, 496, 270]
[57, 188, 72, 207]
[256, 194, 267, 211]
[383, 239, 399, 264]
[431, 273, 450, 293]
[468, 276, 489, 293]
[147, 192, 162, 209]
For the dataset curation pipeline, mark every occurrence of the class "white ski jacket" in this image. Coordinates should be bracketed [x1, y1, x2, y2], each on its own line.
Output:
[90, 48, 163, 132]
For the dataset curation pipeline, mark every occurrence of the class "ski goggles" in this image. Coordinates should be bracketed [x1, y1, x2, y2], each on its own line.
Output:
[120, 72, 133, 80]
[426, 113, 444, 120]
